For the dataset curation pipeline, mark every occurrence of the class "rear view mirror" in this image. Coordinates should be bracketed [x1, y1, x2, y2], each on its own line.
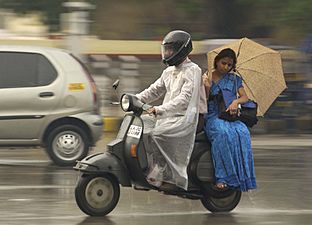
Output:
[111, 79, 120, 105]
[112, 79, 120, 90]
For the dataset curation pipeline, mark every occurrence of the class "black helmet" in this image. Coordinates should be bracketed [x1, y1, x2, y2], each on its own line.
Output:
[161, 30, 193, 66]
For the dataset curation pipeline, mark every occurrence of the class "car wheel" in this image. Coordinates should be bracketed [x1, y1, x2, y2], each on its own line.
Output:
[201, 189, 241, 212]
[46, 124, 90, 166]
[75, 174, 120, 216]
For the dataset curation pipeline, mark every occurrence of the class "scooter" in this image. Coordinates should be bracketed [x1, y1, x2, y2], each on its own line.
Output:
[74, 85, 242, 216]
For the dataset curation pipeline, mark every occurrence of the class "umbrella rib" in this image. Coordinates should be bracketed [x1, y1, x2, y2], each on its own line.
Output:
[236, 38, 245, 58]
[237, 52, 279, 66]
[234, 69, 258, 103]
[240, 78, 257, 100]
[236, 67, 287, 116]
[237, 67, 286, 87]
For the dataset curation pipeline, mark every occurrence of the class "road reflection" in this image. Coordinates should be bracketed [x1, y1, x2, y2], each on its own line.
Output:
[0, 134, 310, 225]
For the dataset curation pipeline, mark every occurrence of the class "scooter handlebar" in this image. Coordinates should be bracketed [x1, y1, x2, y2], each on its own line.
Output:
[142, 103, 152, 111]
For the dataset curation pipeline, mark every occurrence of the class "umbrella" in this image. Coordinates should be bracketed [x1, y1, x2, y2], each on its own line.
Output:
[207, 37, 287, 116]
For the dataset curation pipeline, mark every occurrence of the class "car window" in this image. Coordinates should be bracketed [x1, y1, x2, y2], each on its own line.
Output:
[0, 52, 57, 88]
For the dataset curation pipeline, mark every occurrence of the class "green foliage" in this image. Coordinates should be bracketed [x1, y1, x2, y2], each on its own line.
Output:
[0, 0, 65, 31]
[0, 0, 311, 42]
[237, 0, 312, 42]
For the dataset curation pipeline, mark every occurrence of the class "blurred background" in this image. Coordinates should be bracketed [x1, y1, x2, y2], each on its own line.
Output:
[0, 0, 311, 134]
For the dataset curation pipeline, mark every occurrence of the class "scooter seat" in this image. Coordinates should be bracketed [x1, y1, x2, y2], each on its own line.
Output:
[195, 131, 208, 142]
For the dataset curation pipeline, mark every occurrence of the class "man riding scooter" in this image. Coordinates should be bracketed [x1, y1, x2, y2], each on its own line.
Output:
[74, 30, 241, 217]
[135, 30, 206, 190]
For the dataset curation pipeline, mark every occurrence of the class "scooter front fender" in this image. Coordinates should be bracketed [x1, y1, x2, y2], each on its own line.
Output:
[74, 152, 131, 187]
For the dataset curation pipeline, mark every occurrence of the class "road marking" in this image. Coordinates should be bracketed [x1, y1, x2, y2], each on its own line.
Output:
[0, 159, 49, 164]
[0, 185, 73, 190]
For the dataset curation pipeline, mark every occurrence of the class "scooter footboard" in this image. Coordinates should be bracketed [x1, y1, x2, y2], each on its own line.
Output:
[74, 152, 131, 187]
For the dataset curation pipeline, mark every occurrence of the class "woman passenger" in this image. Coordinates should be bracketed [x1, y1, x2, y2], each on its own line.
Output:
[203, 48, 257, 191]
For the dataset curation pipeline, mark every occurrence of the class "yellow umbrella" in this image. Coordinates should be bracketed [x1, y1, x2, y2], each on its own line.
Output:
[207, 37, 287, 116]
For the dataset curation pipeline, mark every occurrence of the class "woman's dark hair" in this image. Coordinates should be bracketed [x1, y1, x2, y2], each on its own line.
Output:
[214, 48, 237, 71]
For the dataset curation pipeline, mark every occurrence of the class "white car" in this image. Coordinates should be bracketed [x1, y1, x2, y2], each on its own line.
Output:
[0, 45, 103, 166]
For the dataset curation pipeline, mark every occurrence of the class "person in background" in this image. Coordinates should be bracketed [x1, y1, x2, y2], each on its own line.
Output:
[136, 30, 205, 190]
[202, 48, 257, 191]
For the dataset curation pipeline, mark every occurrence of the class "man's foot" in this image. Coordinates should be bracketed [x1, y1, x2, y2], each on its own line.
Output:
[133, 185, 150, 191]
[147, 177, 162, 187]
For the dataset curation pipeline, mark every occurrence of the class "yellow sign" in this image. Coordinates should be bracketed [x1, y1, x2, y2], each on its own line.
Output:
[305, 83, 312, 88]
[275, 101, 293, 107]
[68, 83, 85, 91]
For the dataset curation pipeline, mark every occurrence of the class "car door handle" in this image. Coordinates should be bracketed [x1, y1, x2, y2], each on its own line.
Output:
[39, 92, 54, 97]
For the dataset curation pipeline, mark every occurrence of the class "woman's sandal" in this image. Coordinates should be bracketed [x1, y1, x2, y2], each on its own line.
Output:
[215, 183, 227, 190]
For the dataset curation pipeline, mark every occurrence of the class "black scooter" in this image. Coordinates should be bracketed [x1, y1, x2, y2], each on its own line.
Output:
[74, 90, 242, 216]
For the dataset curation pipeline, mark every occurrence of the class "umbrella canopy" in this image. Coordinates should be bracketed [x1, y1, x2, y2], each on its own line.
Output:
[207, 37, 287, 116]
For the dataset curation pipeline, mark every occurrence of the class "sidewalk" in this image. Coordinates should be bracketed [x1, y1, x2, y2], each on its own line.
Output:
[101, 106, 312, 142]
[251, 134, 312, 147]
[103, 115, 312, 136]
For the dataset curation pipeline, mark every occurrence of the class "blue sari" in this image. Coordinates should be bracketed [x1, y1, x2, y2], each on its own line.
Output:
[204, 73, 256, 192]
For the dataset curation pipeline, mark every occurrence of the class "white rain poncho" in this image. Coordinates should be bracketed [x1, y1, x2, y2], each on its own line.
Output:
[136, 58, 202, 190]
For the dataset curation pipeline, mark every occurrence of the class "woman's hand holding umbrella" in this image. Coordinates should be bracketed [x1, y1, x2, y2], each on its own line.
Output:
[203, 71, 212, 97]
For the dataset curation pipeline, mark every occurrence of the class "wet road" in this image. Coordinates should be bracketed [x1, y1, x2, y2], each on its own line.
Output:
[0, 133, 311, 225]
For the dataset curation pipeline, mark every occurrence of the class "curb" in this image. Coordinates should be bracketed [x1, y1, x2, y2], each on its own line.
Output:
[251, 118, 312, 134]
[103, 117, 122, 132]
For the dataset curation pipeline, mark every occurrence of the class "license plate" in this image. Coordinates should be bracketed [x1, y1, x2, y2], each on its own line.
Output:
[127, 125, 142, 139]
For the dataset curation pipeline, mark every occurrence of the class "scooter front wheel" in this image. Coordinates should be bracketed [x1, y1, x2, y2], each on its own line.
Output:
[201, 189, 241, 213]
[75, 174, 120, 216]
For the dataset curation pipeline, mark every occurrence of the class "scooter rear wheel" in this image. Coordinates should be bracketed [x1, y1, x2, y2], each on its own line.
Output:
[75, 174, 120, 216]
[200, 189, 241, 212]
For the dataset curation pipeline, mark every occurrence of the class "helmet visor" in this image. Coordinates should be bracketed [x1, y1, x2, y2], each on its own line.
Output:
[161, 43, 177, 60]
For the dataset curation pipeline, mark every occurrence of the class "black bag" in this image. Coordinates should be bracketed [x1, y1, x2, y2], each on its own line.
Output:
[238, 103, 258, 127]
[216, 90, 258, 128]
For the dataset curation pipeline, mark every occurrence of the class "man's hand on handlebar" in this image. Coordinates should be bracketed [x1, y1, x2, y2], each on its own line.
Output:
[146, 107, 157, 116]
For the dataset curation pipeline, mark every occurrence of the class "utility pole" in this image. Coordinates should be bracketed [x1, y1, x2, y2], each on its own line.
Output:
[62, 1, 95, 60]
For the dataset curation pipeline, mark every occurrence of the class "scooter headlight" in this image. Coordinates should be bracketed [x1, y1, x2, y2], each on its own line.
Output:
[120, 94, 130, 112]
[120, 93, 144, 114]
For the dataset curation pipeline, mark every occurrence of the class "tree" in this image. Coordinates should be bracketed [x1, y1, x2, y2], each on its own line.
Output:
[0, 0, 65, 32]
[1, 0, 311, 43]
[237, 0, 312, 44]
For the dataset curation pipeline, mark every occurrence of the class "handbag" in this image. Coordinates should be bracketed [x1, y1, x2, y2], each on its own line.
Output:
[237, 101, 258, 127]
[216, 74, 258, 128]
